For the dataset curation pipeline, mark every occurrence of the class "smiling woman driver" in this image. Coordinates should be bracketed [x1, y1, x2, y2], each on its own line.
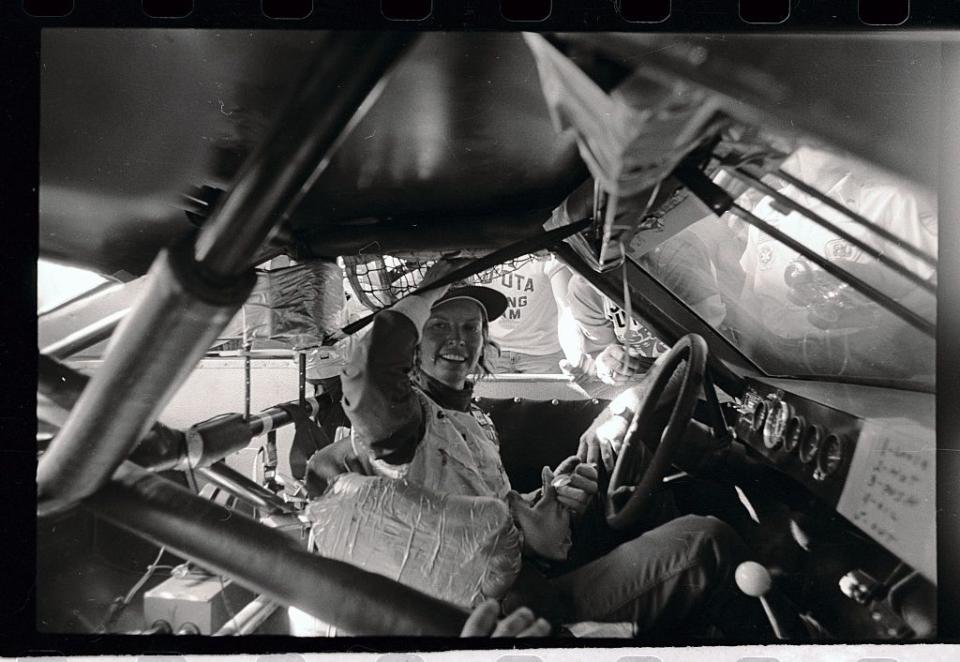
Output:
[331, 260, 767, 638]
[340, 260, 598, 504]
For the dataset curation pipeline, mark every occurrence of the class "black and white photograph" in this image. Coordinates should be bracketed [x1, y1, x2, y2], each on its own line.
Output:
[33, 27, 949, 646]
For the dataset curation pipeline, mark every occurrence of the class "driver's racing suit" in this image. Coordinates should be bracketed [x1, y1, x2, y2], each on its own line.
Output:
[307, 293, 768, 636]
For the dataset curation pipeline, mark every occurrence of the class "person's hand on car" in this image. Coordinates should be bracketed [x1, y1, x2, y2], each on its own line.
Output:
[460, 599, 551, 637]
[558, 354, 596, 389]
[594, 343, 651, 385]
[543, 455, 598, 516]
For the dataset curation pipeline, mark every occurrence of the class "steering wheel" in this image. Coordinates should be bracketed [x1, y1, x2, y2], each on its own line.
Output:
[605, 333, 709, 530]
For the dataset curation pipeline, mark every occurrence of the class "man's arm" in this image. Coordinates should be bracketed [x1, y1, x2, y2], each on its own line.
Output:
[558, 274, 617, 362]
[544, 255, 572, 308]
[341, 296, 433, 465]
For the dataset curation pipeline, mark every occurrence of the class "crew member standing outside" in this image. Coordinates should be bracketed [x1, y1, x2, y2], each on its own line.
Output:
[559, 226, 734, 391]
[559, 274, 671, 389]
[483, 252, 571, 374]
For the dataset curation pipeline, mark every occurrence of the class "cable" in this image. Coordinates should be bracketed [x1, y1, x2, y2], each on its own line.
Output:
[179, 424, 201, 494]
[98, 546, 169, 633]
[620, 246, 643, 369]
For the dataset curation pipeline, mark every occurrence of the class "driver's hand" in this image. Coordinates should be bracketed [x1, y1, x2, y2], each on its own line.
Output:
[594, 344, 649, 385]
[545, 456, 598, 516]
[460, 599, 551, 637]
[578, 414, 628, 472]
[577, 385, 648, 472]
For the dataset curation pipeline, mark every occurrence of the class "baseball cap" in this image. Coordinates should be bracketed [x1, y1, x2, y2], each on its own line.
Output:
[432, 285, 508, 322]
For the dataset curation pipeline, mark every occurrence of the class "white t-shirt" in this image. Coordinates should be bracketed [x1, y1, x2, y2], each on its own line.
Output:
[739, 146, 937, 339]
[564, 273, 670, 360]
[484, 256, 564, 356]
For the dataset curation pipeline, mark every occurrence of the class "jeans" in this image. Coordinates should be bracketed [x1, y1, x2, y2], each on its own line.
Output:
[487, 349, 566, 374]
[547, 514, 766, 638]
[505, 483, 770, 640]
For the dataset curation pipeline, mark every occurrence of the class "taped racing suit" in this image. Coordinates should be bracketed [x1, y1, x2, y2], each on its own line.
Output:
[305, 293, 768, 637]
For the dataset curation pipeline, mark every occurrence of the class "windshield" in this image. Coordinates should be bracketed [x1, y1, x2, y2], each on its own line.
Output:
[645, 146, 937, 388]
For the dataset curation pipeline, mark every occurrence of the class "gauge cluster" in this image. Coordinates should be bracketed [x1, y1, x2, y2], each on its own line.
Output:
[735, 379, 863, 506]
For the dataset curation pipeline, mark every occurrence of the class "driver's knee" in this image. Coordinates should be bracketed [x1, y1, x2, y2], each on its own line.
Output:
[668, 514, 771, 638]
[671, 514, 749, 582]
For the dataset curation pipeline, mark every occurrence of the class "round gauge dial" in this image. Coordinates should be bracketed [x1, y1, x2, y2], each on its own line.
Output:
[763, 400, 793, 450]
[750, 399, 768, 434]
[783, 415, 804, 453]
[798, 425, 822, 464]
[815, 434, 846, 480]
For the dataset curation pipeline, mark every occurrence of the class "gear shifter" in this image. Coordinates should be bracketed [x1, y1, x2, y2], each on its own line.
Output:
[735, 561, 805, 640]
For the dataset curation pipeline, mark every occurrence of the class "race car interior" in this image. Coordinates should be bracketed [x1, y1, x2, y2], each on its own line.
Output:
[36, 30, 938, 640]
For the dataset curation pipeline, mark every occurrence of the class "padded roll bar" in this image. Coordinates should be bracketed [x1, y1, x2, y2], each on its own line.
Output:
[84, 463, 468, 636]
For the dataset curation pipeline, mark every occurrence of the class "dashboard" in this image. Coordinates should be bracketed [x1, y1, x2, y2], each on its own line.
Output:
[733, 376, 936, 584]
[734, 379, 863, 507]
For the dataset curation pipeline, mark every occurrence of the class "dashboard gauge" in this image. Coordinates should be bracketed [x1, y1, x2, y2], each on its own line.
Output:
[783, 415, 804, 453]
[798, 424, 822, 464]
[750, 399, 768, 434]
[763, 399, 793, 450]
[739, 394, 759, 429]
[814, 434, 846, 481]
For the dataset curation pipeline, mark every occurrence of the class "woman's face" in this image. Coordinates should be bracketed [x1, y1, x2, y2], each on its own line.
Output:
[419, 299, 485, 390]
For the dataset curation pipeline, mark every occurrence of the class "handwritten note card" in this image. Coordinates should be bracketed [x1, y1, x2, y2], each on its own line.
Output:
[837, 417, 936, 583]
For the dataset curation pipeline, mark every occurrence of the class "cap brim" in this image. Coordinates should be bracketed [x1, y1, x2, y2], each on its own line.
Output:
[433, 286, 508, 322]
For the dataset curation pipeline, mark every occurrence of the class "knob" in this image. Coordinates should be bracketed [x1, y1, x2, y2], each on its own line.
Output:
[735, 560, 772, 597]
[839, 569, 879, 604]
[735, 561, 802, 640]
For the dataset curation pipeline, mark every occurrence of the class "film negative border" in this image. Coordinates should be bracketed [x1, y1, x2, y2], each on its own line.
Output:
[6, 0, 960, 30]
[3, 0, 960, 658]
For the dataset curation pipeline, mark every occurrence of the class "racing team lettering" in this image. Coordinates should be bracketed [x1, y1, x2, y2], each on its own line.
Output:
[604, 299, 670, 358]
[497, 272, 536, 321]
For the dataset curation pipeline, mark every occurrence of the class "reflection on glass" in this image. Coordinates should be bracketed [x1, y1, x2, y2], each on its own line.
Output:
[647, 145, 936, 389]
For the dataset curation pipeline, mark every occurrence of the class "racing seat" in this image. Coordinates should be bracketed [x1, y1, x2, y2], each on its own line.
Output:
[475, 397, 608, 492]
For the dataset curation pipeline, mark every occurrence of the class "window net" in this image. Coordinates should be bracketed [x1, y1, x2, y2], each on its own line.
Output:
[342, 254, 539, 311]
